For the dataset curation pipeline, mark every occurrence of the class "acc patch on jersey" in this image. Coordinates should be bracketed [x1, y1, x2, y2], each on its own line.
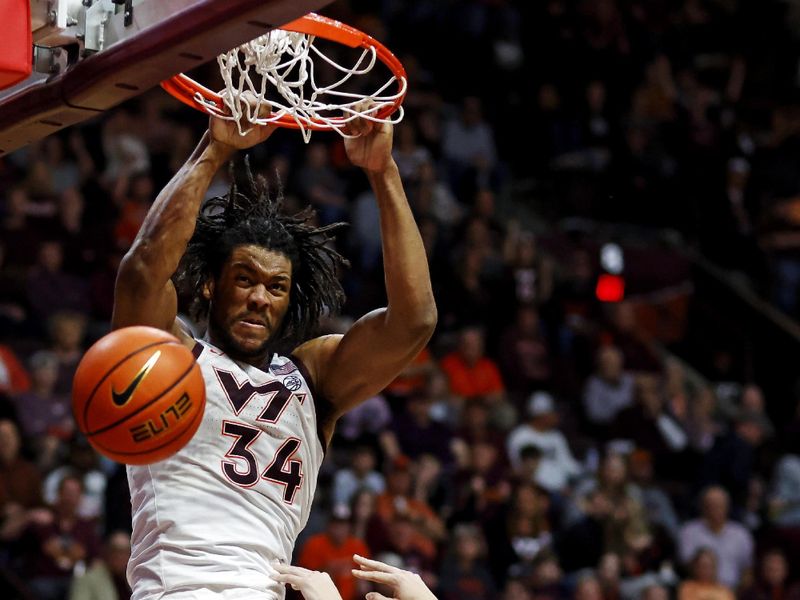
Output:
[283, 375, 302, 391]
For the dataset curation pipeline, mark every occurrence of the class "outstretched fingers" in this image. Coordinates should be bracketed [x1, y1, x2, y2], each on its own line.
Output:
[271, 563, 307, 589]
[352, 569, 396, 585]
[353, 554, 399, 573]
[365, 593, 397, 600]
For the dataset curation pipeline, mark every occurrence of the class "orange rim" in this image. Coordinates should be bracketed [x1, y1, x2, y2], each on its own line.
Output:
[160, 13, 407, 130]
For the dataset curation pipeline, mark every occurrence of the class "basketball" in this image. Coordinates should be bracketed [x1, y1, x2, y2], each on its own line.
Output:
[72, 326, 206, 465]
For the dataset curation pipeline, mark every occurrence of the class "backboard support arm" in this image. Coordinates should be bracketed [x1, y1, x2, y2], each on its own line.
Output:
[0, 0, 333, 155]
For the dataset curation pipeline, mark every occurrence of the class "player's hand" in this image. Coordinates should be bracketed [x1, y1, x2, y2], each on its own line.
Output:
[352, 554, 438, 600]
[343, 101, 394, 174]
[271, 562, 344, 600]
[209, 94, 275, 150]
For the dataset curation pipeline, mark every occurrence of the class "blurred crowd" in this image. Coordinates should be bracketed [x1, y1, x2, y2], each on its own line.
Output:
[3, 1, 800, 599]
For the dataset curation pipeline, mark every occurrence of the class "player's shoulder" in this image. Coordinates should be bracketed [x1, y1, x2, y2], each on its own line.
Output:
[291, 335, 342, 368]
[290, 334, 343, 389]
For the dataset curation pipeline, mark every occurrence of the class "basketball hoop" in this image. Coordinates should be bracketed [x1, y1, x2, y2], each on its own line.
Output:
[161, 13, 407, 142]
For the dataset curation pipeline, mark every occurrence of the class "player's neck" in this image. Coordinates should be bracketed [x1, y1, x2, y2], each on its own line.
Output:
[205, 328, 274, 368]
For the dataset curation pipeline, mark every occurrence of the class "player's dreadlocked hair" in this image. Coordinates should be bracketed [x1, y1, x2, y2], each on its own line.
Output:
[174, 159, 348, 355]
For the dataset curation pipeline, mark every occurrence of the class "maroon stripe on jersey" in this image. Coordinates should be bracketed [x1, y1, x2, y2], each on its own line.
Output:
[289, 354, 334, 454]
[191, 341, 204, 360]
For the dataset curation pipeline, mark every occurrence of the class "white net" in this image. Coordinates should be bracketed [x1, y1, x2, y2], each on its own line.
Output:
[194, 29, 406, 143]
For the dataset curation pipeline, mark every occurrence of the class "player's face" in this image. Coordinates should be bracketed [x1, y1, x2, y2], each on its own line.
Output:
[205, 245, 292, 362]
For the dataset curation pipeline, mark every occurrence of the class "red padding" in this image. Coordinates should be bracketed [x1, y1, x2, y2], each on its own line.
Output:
[0, 0, 32, 90]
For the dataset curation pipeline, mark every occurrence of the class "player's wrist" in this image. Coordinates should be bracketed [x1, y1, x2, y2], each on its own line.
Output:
[203, 136, 236, 166]
[364, 158, 399, 178]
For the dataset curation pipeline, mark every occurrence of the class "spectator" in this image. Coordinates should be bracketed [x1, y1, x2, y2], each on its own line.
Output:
[43, 437, 107, 521]
[484, 481, 553, 586]
[440, 326, 508, 415]
[678, 487, 754, 589]
[582, 346, 635, 437]
[524, 552, 564, 600]
[640, 585, 670, 600]
[384, 347, 437, 403]
[567, 453, 650, 557]
[698, 410, 769, 512]
[375, 455, 446, 553]
[556, 489, 610, 574]
[439, 523, 496, 600]
[502, 578, 532, 600]
[612, 374, 688, 478]
[451, 439, 510, 522]
[335, 393, 392, 448]
[349, 489, 385, 551]
[13, 351, 71, 441]
[47, 311, 88, 396]
[501, 228, 554, 308]
[510, 444, 543, 488]
[297, 505, 370, 600]
[411, 453, 449, 516]
[332, 445, 386, 507]
[54, 187, 93, 276]
[1, 186, 43, 270]
[738, 385, 775, 440]
[546, 248, 600, 369]
[378, 515, 437, 586]
[574, 573, 604, 600]
[410, 160, 463, 229]
[628, 450, 681, 541]
[438, 248, 497, 332]
[498, 306, 553, 402]
[597, 552, 622, 600]
[68, 530, 131, 600]
[427, 368, 465, 430]
[0, 243, 28, 337]
[100, 107, 149, 182]
[768, 454, 800, 527]
[390, 389, 453, 465]
[600, 303, 662, 374]
[442, 97, 498, 197]
[26, 475, 101, 600]
[739, 549, 800, 600]
[112, 171, 154, 249]
[677, 548, 735, 600]
[392, 122, 432, 183]
[683, 386, 721, 454]
[0, 418, 45, 544]
[506, 391, 582, 494]
[26, 240, 90, 323]
[451, 399, 509, 486]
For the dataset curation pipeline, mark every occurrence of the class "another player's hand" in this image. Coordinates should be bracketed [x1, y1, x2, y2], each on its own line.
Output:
[343, 101, 394, 174]
[271, 562, 344, 600]
[352, 554, 438, 600]
[209, 93, 275, 150]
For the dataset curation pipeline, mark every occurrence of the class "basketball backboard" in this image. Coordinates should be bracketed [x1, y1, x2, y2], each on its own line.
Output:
[0, 0, 334, 156]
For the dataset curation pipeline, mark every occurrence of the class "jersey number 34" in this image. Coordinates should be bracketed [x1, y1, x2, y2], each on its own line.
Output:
[215, 368, 304, 504]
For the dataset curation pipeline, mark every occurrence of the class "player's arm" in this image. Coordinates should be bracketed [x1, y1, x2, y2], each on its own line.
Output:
[294, 115, 437, 423]
[112, 116, 274, 340]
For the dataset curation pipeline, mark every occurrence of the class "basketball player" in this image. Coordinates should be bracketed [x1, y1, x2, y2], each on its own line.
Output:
[111, 105, 437, 599]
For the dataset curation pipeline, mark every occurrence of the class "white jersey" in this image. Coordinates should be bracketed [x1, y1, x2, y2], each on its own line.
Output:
[127, 340, 328, 599]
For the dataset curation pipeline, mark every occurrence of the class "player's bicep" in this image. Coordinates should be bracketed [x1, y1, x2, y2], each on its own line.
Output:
[302, 309, 429, 415]
[111, 257, 179, 333]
